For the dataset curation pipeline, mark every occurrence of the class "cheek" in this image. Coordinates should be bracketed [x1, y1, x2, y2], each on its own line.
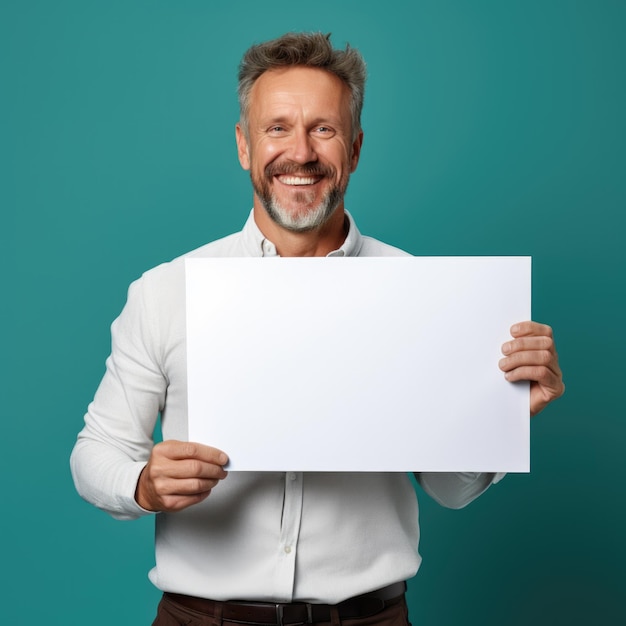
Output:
[255, 141, 282, 164]
[324, 142, 352, 169]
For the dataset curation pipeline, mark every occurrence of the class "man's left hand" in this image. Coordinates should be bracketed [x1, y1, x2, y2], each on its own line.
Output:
[499, 321, 565, 416]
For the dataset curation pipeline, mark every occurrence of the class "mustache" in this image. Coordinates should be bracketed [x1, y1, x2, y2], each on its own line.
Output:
[264, 161, 335, 178]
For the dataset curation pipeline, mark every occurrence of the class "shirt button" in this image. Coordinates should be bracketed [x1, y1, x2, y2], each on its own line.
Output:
[284, 546, 292, 554]
[288, 472, 297, 481]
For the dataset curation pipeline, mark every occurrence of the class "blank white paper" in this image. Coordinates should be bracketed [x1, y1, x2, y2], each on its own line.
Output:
[185, 256, 530, 472]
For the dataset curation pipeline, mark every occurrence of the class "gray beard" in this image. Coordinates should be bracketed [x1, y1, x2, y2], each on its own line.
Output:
[259, 185, 344, 233]
[251, 163, 349, 233]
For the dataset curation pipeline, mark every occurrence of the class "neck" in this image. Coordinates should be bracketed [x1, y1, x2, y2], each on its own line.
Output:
[253, 203, 348, 257]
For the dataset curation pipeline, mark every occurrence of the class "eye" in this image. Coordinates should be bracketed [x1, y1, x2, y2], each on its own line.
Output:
[313, 126, 335, 137]
[267, 125, 286, 136]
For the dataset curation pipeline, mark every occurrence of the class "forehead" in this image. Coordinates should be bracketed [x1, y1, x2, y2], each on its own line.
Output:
[248, 66, 351, 122]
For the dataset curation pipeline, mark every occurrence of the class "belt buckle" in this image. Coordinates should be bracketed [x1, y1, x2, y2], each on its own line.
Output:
[275, 603, 313, 626]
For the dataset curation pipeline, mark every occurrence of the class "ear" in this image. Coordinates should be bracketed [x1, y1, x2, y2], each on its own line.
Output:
[349, 130, 364, 173]
[235, 123, 251, 170]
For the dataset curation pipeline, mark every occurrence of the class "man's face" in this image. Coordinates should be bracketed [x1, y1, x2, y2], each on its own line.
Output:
[236, 66, 363, 232]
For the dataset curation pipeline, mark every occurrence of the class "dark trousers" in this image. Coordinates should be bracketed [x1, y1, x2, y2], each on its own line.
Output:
[152, 594, 411, 626]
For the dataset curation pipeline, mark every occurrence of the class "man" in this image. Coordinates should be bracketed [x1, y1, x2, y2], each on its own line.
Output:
[71, 32, 564, 625]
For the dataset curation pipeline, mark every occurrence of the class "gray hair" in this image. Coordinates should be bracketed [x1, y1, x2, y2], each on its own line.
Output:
[238, 32, 367, 141]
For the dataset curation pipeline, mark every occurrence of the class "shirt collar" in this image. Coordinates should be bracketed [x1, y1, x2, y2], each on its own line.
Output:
[239, 209, 364, 258]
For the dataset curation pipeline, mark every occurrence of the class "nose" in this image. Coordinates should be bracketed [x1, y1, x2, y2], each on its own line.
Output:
[287, 127, 317, 164]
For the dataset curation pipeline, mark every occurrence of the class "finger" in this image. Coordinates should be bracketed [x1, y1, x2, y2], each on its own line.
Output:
[136, 442, 229, 512]
[510, 321, 553, 338]
[155, 440, 229, 466]
[156, 476, 224, 497]
[499, 349, 560, 377]
[139, 467, 227, 509]
[502, 335, 555, 356]
[502, 364, 562, 388]
[158, 491, 213, 513]
[165, 491, 213, 511]
[160, 457, 229, 481]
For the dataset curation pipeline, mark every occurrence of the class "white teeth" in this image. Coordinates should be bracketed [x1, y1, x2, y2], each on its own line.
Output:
[279, 176, 318, 185]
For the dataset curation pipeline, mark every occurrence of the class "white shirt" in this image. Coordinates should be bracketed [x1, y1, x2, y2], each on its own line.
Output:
[70, 210, 502, 604]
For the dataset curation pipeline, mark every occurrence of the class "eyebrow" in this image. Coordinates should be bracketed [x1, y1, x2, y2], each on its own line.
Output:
[258, 114, 344, 128]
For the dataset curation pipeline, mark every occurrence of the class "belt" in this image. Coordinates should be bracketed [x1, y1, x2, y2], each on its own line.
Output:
[164, 581, 407, 626]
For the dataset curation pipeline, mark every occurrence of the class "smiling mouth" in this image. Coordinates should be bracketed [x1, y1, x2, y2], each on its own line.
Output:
[276, 175, 322, 186]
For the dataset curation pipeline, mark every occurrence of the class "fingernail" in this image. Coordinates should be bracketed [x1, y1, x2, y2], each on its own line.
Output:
[218, 453, 228, 465]
[511, 324, 520, 334]
[502, 342, 511, 354]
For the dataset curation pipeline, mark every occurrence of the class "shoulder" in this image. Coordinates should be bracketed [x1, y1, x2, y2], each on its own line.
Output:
[124, 230, 244, 316]
[358, 235, 412, 257]
[139, 230, 243, 285]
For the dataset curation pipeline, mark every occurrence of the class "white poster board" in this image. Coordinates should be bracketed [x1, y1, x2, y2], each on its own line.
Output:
[186, 257, 530, 472]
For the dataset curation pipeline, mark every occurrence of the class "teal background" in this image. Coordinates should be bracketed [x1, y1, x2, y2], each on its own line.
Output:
[2, 1, 625, 624]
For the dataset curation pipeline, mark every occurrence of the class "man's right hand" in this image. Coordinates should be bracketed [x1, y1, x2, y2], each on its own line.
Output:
[135, 440, 229, 513]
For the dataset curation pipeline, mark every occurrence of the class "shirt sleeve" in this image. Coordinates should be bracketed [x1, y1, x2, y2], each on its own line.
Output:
[415, 472, 506, 509]
[70, 276, 166, 520]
